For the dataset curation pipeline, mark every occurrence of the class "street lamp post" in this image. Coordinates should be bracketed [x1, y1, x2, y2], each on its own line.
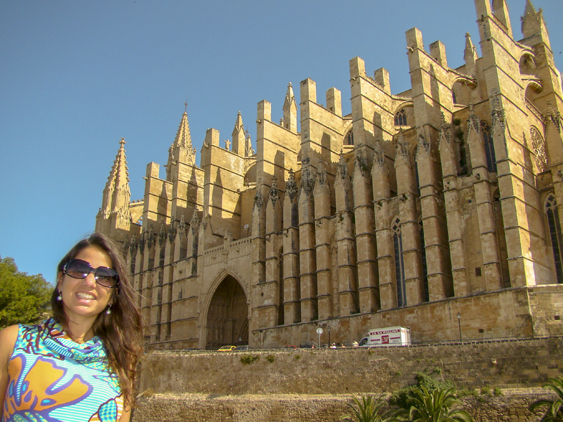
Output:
[457, 312, 462, 342]
[328, 326, 331, 346]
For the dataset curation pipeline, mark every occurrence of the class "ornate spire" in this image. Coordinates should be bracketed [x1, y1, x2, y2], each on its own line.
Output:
[464, 33, 478, 69]
[100, 138, 131, 223]
[282, 82, 298, 132]
[167, 109, 196, 179]
[231, 111, 245, 155]
[521, 0, 549, 46]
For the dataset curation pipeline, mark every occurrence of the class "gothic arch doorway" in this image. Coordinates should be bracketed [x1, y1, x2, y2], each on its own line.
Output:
[205, 275, 249, 349]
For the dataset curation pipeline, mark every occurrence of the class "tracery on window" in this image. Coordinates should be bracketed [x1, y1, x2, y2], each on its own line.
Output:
[531, 127, 547, 172]
[395, 108, 407, 126]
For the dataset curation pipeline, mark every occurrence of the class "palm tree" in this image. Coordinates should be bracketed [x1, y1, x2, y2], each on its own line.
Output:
[407, 386, 473, 422]
[341, 394, 405, 422]
[529, 376, 563, 421]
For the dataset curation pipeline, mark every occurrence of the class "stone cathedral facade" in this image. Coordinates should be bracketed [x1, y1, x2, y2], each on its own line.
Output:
[96, 0, 563, 349]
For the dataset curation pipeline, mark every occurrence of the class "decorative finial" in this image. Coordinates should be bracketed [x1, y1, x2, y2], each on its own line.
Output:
[120, 137, 126, 146]
[184, 102, 188, 113]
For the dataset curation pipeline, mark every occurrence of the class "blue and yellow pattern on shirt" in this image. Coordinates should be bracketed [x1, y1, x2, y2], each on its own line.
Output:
[2, 318, 123, 422]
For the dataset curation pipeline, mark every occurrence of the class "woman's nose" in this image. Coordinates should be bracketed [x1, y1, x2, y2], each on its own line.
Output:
[83, 273, 97, 286]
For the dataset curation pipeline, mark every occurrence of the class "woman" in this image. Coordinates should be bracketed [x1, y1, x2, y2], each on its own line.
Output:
[0, 233, 143, 422]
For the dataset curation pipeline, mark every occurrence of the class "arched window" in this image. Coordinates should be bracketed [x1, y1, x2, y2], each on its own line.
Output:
[419, 220, 429, 302]
[395, 109, 407, 126]
[344, 130, 354, 146]
[392, 217, 407, 307]
[482, 121, 497, 172]
[546, 194, 563, 284]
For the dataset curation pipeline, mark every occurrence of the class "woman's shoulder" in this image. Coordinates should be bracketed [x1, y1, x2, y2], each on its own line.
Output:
[0, 325, 19, 361]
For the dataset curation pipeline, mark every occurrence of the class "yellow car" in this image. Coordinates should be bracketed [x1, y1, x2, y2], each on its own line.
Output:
[218, 345, 236, 352]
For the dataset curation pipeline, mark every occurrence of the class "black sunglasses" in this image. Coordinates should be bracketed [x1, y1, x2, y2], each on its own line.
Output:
[63, 259, 119, 288]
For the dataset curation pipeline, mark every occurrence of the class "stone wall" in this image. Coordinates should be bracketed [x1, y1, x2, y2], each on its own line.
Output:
[132, 390, 556, 422]
[133, 337, 563, 421]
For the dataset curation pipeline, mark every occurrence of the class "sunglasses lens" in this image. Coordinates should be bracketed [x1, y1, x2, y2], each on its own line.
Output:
[94, 267, 118, 288]
[65, 259, 91, 279]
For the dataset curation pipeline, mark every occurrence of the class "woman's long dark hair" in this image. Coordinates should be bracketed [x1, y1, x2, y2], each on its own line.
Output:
[51, 232, 143, 408]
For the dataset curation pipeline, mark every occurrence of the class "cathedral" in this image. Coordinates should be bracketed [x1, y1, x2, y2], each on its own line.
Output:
[96, 0, 563, 349]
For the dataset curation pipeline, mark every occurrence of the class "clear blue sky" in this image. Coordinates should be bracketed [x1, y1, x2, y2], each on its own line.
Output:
[1, 0, 562, 286]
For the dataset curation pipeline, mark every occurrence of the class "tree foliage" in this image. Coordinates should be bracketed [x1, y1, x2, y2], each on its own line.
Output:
[0, 257, 52, 328]
[529, 376, 563, 422]
[340, 395, 405, 422]
[407, 387, 473, 422]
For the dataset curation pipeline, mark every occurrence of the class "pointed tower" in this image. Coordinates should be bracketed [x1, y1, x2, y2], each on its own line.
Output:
[96, 138, 132, 239]
[166, 109, 196, 181]
[464, 33, 478, 75]
[231, 111, 245, 155]
[492, 0, 513, 37]
[282, 83, 297, 133]
[521, 0, 550, 49]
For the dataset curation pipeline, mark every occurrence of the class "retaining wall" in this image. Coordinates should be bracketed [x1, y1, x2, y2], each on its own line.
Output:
[133, 336, 563, 421]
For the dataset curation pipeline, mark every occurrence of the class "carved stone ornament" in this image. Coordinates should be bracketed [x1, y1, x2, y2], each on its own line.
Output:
[355, 149, 368, 175]
[317, 161, 327, 186]
[394, 132, 411, 168]
[269, 176, 280, 206]
[168, 221, 177, 242]
[491, 92, 506, 130]
[122, 236, 130, 255]
[158, 224, 167, 245]
[545, 100, 562, 133]
[531, 127, 548, 172]
[189, 210, 200, 235]
[417, 133, 431, 154]
[175, 214, 184, 235]
[254, 190, 265, 210]
[373, 140, 386, 168]
[467, 104, 480, 134]
[301, 166, 315, 194]
[147, 225, 155, 249]
[129, 235, 138, 255]
[337, 151, 348, 180]
[438, 113, 452, 153]
[285, 169, 298, 202]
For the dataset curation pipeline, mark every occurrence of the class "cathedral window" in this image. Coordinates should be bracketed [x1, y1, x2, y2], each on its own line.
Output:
[344, 130, 354, 146]
[545, 194, 563, 284]
[392, 217, 407, 307]
[482, 121, 497, 172]
[395, 109, 407, 126]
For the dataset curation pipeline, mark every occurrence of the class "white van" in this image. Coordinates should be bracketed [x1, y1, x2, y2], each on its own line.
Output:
[358, 326, 411, 347]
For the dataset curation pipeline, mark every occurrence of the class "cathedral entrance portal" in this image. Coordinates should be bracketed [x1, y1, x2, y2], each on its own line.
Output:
[205, 275, 248, 349]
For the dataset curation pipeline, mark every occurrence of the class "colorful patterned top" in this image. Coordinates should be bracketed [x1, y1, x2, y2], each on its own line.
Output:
[2, 318, 123, 422]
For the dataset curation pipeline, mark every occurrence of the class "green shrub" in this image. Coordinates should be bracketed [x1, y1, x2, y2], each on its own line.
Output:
[408, 387, 474, 421]
[240, 354, 260, 365]
[266, 354, 275, 363]
[340, 395, 405, 422]
[389, 370, 455, 410]
[529, 376, 563, 421]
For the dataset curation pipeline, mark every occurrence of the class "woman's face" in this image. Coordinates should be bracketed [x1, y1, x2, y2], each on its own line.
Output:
[57, 246, 115, 323]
